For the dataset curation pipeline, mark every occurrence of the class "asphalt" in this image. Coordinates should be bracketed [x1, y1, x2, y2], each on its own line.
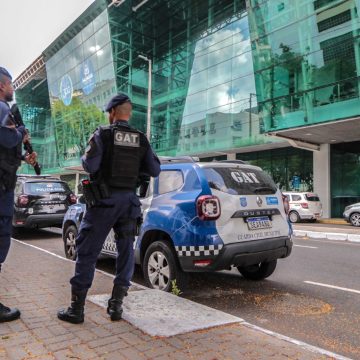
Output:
[0, 228, 354, 360]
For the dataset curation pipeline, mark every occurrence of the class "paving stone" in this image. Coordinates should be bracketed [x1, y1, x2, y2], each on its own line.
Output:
[0, 240, 342, 360]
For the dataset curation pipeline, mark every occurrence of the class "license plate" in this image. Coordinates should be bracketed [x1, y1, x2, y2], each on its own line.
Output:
[46, 204, 65, 213]
[247, 216, 272, 230]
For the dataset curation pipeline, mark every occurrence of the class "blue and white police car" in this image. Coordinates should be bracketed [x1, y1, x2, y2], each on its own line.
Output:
[62, 157, 292, 292]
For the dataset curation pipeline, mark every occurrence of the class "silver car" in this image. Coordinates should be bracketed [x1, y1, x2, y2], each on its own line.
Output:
[343, 203, 360, 227]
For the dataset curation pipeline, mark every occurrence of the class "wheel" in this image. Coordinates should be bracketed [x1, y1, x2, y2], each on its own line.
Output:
[143, 240, 188, 293]
[289, 211, 300, 223]
[63, 225, 78, 260]
[237, 260, 277, 280]
[350, 212, 360, 227]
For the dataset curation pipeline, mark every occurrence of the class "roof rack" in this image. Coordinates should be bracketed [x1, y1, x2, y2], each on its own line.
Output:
[159, 156, 199, 164]
[17, 174, 52, 178]
[217, 160, 247, 164]
[17, 174, 60, 180]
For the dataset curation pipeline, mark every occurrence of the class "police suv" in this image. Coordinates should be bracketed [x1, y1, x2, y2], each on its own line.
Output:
[62, 157, 292, 292]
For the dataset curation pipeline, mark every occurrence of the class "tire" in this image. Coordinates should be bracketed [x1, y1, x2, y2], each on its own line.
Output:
[237, 260, 277, 280]
[63, 225, 78, 260]
[350, 212, 360, 227]
[143, 240, 188, 293]
[289, 211, 300, 223]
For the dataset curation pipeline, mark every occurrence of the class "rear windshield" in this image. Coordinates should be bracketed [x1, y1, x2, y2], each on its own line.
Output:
[305, 193, 320, 201]
[203, 167, 277, 195]
[25, 182, 69, 195]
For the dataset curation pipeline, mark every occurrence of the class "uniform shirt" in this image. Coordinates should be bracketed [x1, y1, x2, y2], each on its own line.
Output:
[0, 100, 25, 216]
[0, 100, 25, 148]
[82, 120, 160, 178]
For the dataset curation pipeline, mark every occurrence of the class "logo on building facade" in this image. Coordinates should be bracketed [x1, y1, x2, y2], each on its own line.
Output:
[60, 74, 73, 106]
[81, 59, 96, 95]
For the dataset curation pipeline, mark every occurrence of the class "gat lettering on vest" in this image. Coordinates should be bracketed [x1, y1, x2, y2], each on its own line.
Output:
[114, 131, 140, 147]
[231, 171, 260, 184]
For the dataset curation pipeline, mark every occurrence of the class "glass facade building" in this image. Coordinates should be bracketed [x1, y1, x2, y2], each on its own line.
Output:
[14, 0, 360, 216]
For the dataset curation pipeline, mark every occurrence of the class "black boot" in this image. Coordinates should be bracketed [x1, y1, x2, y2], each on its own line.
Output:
[0, 302, 21, 323]
[107, 285, 128, 321]
[57, 288, 88, 324]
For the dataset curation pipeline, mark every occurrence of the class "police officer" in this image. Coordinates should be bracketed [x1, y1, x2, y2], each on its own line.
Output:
[0, 67, 37, 322]
[58, 93, 161, 324]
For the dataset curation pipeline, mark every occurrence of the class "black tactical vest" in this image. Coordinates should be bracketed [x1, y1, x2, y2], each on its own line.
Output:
[99, 123, 147, 189]
[0, 136, 22, 192]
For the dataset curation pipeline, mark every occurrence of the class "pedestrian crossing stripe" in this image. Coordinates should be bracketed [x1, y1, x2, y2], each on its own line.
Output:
[175, 245, 223, 257]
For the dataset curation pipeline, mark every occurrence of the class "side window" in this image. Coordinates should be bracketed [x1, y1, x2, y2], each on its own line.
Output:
[292, 194, 302, 201]
[158, 170, 183, 195]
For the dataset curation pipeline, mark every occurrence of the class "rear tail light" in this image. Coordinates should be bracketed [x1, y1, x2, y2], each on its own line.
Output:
[300, 202, 309, 209]
[69, 193, 77, 204]
[196, 195, 221, 220]
[282, 194, 289, 214]
[17, 195, 29, 207]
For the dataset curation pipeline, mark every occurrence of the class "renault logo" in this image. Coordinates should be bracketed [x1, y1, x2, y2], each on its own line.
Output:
[256, 196, 263, 207]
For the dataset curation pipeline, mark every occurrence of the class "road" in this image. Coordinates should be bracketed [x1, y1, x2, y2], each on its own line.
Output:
[13, 227, 360, 359]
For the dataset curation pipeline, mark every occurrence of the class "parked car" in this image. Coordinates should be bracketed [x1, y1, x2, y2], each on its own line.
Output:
[62, 157, 292, 292]
[343, 202, 360, 227]
[13, 175, 77, 233]
[282, 192, 322, 223]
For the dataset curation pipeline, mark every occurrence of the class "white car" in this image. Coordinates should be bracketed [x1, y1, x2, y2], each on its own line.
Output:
[343, 202, 360, 226]
[282, 192, 322, 223]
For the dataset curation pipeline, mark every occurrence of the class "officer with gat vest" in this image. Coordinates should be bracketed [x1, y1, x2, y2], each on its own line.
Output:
[58, 93, 161, 324]
[0, 67, 37, 322]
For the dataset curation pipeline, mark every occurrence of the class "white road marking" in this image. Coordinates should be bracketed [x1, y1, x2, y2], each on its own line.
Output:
[294, 244, 318, 249]
[12, 239, 148, 290]
[305, 281, 360, 295]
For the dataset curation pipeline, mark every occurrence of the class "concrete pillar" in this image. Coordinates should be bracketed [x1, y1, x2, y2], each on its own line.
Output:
[227, 153, 236, 161]
[313, 144, 331, 218]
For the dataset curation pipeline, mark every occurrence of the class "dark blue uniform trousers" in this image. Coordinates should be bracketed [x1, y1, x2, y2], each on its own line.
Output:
[70, 191, 141, 290]
[0, 191, 15, 269]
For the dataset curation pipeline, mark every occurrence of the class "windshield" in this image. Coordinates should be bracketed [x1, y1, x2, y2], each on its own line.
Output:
[305, 193, 320, 201]
[203, 167, 277, 195]
[25, 182, 69, 195]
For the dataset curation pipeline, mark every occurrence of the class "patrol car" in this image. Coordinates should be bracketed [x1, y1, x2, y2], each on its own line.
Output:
[62, 157, 292, 292]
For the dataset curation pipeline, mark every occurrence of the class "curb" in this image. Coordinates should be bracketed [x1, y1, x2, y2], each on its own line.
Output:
[293, 230, 360, 242]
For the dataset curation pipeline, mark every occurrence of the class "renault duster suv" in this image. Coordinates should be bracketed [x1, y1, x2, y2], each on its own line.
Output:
[62, 157, 292, 292]
[13, 175, 77, 232]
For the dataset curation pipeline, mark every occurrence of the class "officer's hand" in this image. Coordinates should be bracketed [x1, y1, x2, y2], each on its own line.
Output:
[24, 152, 37, 166]
[23, 132, 30, 143]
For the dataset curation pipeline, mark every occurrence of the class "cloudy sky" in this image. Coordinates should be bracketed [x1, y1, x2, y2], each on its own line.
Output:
[0, 0, 95, 79]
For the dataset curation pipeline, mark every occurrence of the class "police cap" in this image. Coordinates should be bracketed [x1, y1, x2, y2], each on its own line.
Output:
[105, 93, 131, 112]
[0, 67, 12, 80]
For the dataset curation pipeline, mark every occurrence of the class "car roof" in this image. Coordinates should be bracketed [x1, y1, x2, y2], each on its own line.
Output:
[159, 157, 261, 171]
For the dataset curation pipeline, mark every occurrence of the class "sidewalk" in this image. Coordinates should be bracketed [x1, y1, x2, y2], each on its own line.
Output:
[293, 220, 360, 242]
[0, 240, 350, 360]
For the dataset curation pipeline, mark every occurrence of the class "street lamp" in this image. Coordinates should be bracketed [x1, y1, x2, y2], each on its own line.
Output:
[138, 54, 152, 140]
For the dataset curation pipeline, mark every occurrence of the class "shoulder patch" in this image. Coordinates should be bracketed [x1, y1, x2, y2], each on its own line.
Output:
[114, 130, 140, 147]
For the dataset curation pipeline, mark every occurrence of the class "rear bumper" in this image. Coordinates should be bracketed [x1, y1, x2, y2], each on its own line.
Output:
[13, 214, 65, 228]
[179, 236, 292, 272]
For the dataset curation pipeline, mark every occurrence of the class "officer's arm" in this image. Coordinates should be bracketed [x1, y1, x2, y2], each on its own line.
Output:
[81, 129, 103, 174]
[0, 125, 25, 149]
[141, 143, 161, 177]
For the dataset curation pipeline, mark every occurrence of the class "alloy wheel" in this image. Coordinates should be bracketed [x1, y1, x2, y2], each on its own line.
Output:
[147, 251, 170, 290]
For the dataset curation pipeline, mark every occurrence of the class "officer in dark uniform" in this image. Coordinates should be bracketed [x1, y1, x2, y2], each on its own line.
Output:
[58, 93, 161, 324]
[0, 67, 37, 322]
